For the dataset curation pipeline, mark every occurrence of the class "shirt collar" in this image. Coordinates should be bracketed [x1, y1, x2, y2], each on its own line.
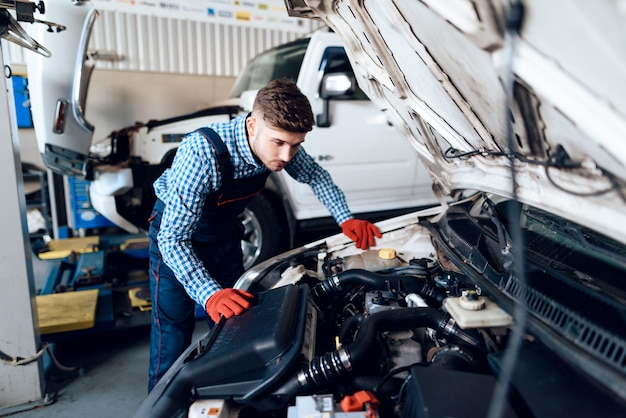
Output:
[234, 113, 262, 168]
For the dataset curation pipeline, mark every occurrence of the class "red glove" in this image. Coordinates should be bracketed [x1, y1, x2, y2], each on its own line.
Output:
[341, 219, 382, 250]
[205, 288, 254, 323]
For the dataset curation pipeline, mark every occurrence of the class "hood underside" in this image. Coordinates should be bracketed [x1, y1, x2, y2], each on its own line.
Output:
[285, 0, 626, 245]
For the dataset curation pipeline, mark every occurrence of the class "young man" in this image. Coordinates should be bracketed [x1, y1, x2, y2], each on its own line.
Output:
[147, 78, 381, 390]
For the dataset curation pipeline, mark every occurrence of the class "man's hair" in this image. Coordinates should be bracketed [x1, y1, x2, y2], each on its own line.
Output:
[253, 78, 315, 133]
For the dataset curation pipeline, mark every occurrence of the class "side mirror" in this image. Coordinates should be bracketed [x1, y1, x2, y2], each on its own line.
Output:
[317, 72, 356, 128]
[320, 73, 354, 99]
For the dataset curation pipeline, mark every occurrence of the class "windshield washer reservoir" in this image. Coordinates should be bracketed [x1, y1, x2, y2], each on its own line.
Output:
[342, 248, 402, 272]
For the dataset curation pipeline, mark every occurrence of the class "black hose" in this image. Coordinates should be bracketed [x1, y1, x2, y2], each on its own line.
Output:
[296, 307, 483, 392]
[338, 313, 365, 344]
[348, 307, 482, 364]
[312, 269, 446, 307]
[313, 270, 390, 301]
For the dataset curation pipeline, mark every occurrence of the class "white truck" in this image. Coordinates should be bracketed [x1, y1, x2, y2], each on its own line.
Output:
[25, 1, 436, 268]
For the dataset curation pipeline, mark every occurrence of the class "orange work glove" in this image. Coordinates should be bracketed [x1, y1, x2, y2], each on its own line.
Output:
[205, 288, 254, 323]
[341, 219, 382, 250]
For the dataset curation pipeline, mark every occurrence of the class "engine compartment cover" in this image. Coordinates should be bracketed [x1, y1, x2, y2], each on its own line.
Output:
[143, 285, 311, 417]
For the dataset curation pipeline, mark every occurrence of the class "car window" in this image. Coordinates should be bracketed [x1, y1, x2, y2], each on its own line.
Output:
[230, 37, 310, 98]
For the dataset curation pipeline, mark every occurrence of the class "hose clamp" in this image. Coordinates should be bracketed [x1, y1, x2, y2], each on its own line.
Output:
[443, 316, 457, 335]
[297, 370, 309, 387]
[338, 347, 352, 372]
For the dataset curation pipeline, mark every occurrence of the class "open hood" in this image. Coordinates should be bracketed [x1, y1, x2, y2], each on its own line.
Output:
[285, 0, 626, 245]
[135, 3, 626, 416]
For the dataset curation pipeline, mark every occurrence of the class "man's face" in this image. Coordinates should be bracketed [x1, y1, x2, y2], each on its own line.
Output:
[246, 114, 306, 172]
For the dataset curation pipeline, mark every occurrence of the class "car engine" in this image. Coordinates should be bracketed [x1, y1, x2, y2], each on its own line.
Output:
[137, 198, 626, 418]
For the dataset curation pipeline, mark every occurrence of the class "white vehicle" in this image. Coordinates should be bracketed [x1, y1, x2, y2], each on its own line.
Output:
[25, 2, 436, 268]
[133, 1, 626, 417]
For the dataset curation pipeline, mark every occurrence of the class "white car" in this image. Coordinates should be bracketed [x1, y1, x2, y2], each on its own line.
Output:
[136, 1, 626, 417]
[25, 3, 437, 269]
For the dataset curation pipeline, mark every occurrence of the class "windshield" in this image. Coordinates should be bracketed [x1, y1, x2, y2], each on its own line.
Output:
[230, 37, 310, 98]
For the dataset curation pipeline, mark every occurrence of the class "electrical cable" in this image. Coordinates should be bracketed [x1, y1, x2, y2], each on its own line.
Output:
[1, 342, 77, 372]
[444, 145, 625, 202]
[487, 2, 528, 417]
[393, 373, 413, 404]
[372, 364, 415, 395]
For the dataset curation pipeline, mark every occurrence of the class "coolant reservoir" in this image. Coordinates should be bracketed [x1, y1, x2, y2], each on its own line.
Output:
[342, 248, 402, 272]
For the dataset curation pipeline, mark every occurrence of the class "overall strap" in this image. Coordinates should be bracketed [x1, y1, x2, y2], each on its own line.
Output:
[194, 127, 233, 182]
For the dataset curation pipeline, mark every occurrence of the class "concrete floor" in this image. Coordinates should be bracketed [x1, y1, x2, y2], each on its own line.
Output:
[0, 230, 214, 418]
[3, 320, 210, 418]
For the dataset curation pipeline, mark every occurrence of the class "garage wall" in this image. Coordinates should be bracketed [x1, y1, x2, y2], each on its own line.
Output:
[15, 69, 236, 169]
[90, 10, 320, 76]
[85, 69, 236, 142]
[8, 9, 324, 77]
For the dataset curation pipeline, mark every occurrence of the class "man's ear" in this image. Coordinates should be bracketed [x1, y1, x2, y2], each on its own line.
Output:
[246, 115, 256, 138]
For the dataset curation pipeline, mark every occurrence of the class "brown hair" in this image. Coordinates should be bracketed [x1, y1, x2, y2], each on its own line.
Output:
[252, 78, 315, 133]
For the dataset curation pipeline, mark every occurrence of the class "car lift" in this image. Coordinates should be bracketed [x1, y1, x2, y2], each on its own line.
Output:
[1, 2, 84, 413]
[0, 40, 46, 411]
[33, 234, 152, 339]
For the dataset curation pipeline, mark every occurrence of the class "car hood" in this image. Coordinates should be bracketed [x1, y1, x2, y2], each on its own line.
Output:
[285, 0, 626, 245]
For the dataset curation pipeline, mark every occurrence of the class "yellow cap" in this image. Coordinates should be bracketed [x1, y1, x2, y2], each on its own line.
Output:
[378, 248, 397, 259]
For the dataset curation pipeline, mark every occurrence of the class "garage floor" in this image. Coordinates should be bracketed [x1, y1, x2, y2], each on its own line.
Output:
[2, 249, 210, 418]
[3, 320, 210, 418]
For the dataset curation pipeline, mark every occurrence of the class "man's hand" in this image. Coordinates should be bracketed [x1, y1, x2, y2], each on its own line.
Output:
[341, 219, 382, 250]
[205, 288, 254, 323]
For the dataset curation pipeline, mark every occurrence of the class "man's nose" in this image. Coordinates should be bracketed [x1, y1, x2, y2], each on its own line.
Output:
[280, 147, 295, 162]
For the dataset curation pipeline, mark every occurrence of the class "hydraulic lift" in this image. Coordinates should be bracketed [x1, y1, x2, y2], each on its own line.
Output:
[34, 234, 151, 339]
[0, 39, 46, 411]
[1, 3, 153, 412]
[1, 42, 153, 413]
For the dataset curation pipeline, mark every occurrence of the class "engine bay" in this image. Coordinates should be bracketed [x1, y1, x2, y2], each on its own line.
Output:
[137, 197, 626, 418]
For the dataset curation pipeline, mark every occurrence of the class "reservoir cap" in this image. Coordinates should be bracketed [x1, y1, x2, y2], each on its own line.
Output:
[378, 248, 397, 259]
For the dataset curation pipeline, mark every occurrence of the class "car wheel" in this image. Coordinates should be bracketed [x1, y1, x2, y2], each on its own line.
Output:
[239, 194, 285, 270]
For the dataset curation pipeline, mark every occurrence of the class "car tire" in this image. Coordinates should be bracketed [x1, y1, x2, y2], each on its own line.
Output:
[239, 194, 285, 270]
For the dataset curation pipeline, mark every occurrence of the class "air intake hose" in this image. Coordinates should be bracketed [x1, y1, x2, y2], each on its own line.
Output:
[295, 307, 482, 391]
[312, 269, 446, 306]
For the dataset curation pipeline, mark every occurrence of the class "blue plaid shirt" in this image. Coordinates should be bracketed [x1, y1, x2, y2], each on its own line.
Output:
[154, 113, 353, 307]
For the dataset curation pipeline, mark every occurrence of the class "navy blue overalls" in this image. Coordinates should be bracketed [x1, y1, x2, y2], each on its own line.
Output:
[147, 127, 269, 391]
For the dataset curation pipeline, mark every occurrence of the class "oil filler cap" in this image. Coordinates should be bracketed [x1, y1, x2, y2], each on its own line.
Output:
[378, 248, 397, 259]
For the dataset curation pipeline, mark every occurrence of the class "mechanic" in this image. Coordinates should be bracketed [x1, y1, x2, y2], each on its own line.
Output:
[147, 78, 382, 391]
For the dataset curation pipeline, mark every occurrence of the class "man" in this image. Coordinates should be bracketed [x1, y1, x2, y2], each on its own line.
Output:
[147, 78, 381, 390]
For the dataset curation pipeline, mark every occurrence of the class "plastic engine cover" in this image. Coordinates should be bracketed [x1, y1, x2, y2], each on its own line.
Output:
[145, 284, 310, 417]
